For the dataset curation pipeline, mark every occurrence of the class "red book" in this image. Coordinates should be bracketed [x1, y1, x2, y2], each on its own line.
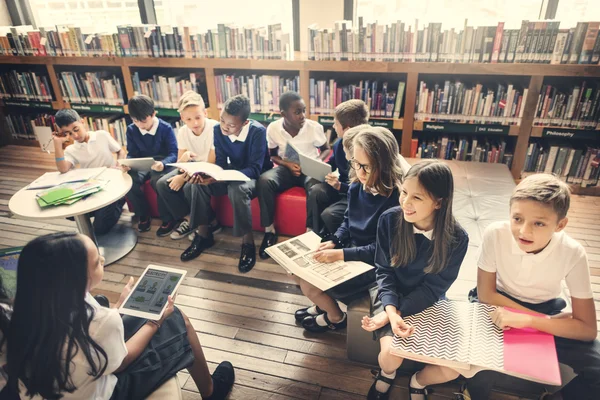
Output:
[410, 138, 419, 158]
[491, 22, 505, 63]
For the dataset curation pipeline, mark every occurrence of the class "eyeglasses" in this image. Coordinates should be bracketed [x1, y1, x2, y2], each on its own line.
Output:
[349, 159, 372, 174]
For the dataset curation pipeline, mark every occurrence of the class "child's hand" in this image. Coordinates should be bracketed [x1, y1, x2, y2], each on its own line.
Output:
[389, 313, 415, 338]
[179, 151, 198, 163]
[158, 295, 176, 325]
[325, 173, 341, 190]
[313, 249, 344, 263]
[117, 163, 131, 172]
[151, 161, 164, 172]
[167, 173, 186, 191]
[490, 308, 533, 330]
[317, 241, 336, 251]
[287, 162, 302, 177]
[52, 131, 69, 144]
[116, 277, 135, 308]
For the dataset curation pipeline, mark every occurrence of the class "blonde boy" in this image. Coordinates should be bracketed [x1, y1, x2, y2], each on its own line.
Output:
[155, 91, 219, 239]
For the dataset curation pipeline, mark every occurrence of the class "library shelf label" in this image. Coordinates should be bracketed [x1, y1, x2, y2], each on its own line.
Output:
[249, 113, 282, 122]
[156, 108, 180, 117]
[70, 104, 124, 113]
[542, 128, 599, 140]
[4, 101, 52, 109]
[420, 122, 509, 135]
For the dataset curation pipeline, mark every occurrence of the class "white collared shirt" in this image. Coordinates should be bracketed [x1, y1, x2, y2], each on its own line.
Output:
[478, 221, 593, 303]
[18, 294, 128, 400]
[140, 116, 159, 136]
[413, 225, 433, 240]
[177, 118, 218, 162]
[267, 118, 326, 159]
[228, 122, 250, 143]
[64, 130, 121, 168]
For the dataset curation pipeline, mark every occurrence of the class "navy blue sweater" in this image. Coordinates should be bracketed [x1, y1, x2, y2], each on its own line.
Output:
[126, 119, 178, 165]
[334, 182, 400, 264]
[375, 206, 469, 317]
[214, 120, 272, 180]
[328, 138, 350, 194]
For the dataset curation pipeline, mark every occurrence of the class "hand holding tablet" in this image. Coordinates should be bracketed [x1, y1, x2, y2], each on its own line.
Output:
[118, 265, 187, 320]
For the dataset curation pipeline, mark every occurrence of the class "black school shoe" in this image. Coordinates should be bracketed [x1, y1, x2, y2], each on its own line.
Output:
[294, 305, 324, 322]
[156, 220, 179, 237]
[259, 232, 278, 259]
[138, 216, 152, 232]
[204, 361, 235, 400]
[238, 243, 256, 273]
[181, 234, 215, 262]
[367, 369, 394, 400]
[301, 312, 347, 333]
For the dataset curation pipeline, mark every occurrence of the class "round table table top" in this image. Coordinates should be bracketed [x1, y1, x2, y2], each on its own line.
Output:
[9, 168, 132, 221]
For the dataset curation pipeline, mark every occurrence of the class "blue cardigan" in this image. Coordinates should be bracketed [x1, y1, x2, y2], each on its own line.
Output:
[328, 138, 350, 194]
[334, 182, 400, 264]
[126, 118, 178, 165]
[214, 120, 272, 180]
[375, 206, 469, 317]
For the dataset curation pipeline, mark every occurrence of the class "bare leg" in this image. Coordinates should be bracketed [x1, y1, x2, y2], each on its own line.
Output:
[415, 365, 460, 386]
[361, 310, 390, 332]
[379, 336, 404, 374]
[297, 277, 344, 322]
[181, 311, 214, 398]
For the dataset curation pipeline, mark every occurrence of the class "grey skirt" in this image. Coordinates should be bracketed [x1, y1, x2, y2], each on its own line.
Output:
[369, 286, 396, 341]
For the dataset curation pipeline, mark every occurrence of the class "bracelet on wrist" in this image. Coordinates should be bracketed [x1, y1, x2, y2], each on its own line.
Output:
[147, 319, 161, 329]
[55, 157, 65, 162]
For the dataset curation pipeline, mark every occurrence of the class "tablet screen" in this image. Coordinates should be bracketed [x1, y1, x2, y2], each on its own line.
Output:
[122, 268, 184, 314]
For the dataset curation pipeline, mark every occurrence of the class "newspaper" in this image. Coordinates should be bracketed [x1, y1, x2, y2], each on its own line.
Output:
[265, 231, 373, 291]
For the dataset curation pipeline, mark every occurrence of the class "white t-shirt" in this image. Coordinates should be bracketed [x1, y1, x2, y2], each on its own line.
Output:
[478, 221, 593, 304]
[176, 119, 218, 162]
[64, 130, 121, 169]
[19, 294, 128, 400]
[267, 118, 326, 159]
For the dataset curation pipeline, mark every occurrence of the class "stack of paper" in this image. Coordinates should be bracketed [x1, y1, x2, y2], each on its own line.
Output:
[36, 180, 108, 208]
[28, 167, 107, 190]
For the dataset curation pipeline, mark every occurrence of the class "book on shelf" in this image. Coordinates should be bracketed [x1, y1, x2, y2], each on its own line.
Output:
[522, 142, 600, 188]
[5, 113, 54, 141]
[532, 82, 600, 130]
[0, 70, 53, 102]
[416, 80, 526, 125]
[0, 23, 291, 60]
[309, 79, 404, 118]
[307, 19, 600, 65]
[214, 74, 299, 113]
[57, 71, 125, 106]
[133, 72, 204, 109]
[413, 136, 514, 168]
[82, 115, 128, 147]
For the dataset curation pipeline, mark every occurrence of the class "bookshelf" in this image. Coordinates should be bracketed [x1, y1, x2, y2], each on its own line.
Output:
[0, 55, 599, 191]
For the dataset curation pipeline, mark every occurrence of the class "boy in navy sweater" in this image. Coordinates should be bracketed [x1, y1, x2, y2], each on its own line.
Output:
[124, 95, 178, 232]
[181, 95, 271, 273]
[307, 99, 369, 235]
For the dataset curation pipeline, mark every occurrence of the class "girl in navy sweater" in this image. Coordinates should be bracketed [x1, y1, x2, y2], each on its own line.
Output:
[362, 161, 469, 400]
[296, 126, 404, 333]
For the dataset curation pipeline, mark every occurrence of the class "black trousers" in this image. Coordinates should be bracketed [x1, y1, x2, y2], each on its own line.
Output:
[306, 182, 348, 234]
[467, 290, 600, 400]
[127, 167, 174, 218]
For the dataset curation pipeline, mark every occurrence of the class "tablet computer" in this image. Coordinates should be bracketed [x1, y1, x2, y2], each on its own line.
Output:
[299, 153, 332, 182]
[119, 157, 156, 171]
[118, 265, 187, 320]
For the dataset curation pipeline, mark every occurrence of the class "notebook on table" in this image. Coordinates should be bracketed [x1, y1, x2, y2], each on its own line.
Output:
[389, 300, 561, 386]
[28, 167, 107, 190]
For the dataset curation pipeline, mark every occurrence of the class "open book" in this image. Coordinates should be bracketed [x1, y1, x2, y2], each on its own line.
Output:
[168, 162, 250, 182]
[265, 231, 373, 291]
[390, 301, 561, 386]
[28, 167, 107, 190]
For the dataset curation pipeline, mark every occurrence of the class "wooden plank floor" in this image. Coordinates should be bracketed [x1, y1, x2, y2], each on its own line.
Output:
[2, 145, 600, 400]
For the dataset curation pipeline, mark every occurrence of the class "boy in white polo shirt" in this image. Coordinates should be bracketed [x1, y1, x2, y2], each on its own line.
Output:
[462, 174, 600, 400]
[52, 109, 126, 235]
[155, 91, 219, 239]
[256, 91, 331, 259]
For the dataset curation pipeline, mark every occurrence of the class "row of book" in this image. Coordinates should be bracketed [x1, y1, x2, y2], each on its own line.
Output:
[0, 71, 52, 102]
[5, 113, 52, 140]
[0, 24, 291, 60]
[58, 72, 125, 105]
[214, 74, 300, 113]
[533, 83, 600, 129]
[416, 81, 528, 125]
[132, 72, 203, 109]
[309, 79, 405, 117]
[523, 142, 600, 187]
[410, 136, 513, 168]
[307, 19, 600, 65]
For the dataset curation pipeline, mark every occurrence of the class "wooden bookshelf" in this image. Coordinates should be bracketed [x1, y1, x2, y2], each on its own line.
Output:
[1, 55, 600, 187]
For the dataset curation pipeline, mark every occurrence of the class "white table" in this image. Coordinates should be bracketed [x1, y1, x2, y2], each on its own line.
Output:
[9, 168, 137, 265]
